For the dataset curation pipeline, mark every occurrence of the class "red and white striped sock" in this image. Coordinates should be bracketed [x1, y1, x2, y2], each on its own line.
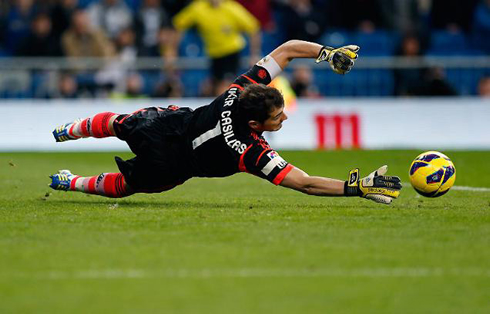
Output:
[70, 173, 133, 198]
[69, 112, 118, 139]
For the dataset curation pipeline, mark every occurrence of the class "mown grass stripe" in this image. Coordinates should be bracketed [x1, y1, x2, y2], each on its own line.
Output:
[5, 267, 490, 279]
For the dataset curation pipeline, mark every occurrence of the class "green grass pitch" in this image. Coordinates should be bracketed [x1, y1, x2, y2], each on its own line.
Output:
[1, 150, 490, 313]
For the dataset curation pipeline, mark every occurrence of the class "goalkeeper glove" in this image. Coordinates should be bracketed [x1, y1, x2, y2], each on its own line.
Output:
[316, 45, 360, 75]
[344, 165, 402, 205]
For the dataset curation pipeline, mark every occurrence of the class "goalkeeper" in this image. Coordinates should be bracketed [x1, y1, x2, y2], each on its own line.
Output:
[49, 40, 402, 204]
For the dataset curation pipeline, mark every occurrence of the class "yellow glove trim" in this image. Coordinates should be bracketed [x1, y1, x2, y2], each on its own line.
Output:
[359, 186, 400, 199]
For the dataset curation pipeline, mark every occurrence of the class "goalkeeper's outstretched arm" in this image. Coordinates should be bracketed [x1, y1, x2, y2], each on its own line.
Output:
[269, 40, 360, 75]
[280, 166, 346, 196]
[280, 165, 402, 205]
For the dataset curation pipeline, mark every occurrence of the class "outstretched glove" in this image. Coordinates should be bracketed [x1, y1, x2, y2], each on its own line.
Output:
[316, 45, 360, 75]
[344, 165, 402, 204]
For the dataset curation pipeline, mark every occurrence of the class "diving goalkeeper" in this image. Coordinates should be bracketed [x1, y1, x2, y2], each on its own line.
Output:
[49, 40, 402, 204]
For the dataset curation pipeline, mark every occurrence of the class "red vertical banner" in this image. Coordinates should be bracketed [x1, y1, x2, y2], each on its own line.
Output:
[333, 115, 343, 150]
[350, 114, 360, 148]
[314, 113, 361, 150]
[315, 115, 326, 150]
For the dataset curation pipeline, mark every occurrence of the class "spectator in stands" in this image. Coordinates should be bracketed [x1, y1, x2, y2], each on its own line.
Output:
[2, 0, 37, 54]
[62, 9, 116, 96]
[111, 72, 148, 99]
[61, 9, 115, 59]
[169, 0, 261, 96]
[331, 0, 385, 31]
[0, 1, 8, 18]
[478, 76, 490, 97]
[90, 26, 140, 97]
[471, 0, 490, 53]
[430, 0, 479, 33]
[114, 27, 138, 62]
[124, 72, 146, 98]
[55, 72, 80, 98]
[277, 0, 327, 42]
[16, 13, 63, 57]
[393, 33, 425, 96]
[395, 33, 457, 97]
[95, 27, 138, 92]
[416, 67, 458, 96]
[236, 0, 274, 31]
[50, 0, 78, 42]
[161, 0, 192, 18]
[152, 71, 184, 98]
[134, 0, 171, 56]
[290, 65, 320, 98]
[379, 0, 424, 34]
[86, 0, 133, 40]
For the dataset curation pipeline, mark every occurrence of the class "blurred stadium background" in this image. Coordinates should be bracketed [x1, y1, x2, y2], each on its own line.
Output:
[0, 0, 490, 151]
[0, 0, 489, 98]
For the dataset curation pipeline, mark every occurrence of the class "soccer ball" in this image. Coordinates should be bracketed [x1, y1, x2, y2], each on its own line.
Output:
[409, 151, 456, 197]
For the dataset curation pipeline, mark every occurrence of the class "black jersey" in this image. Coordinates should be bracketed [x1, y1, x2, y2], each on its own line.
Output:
[115, 62, 293, 191]
[186, 65, 293, 185]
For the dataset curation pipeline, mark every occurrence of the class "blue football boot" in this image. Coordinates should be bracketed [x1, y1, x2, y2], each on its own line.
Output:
[49, 170, 74, 191]
[52, 119, 81, 142]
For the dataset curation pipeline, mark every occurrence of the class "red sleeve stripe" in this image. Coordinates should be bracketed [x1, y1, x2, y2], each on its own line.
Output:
[255, 149, 271, 166]
[229, 84, 244, 90]
[238, 144, 253, 172]
[243, 75, 258, 84]
[272, 164, 294, 185]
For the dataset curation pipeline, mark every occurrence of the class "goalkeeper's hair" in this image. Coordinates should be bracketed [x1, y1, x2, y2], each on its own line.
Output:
[238, 84, 284, 124]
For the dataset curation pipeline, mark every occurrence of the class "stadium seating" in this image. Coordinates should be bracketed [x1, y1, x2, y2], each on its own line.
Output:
[178, 30, 205, 58]
[78, 0, 139, 11]
[180, 69, 209, 97]
[446, 69, 490, 95]
[261, 29, 285, 55]
[140, 70, 162, 96]
[351, 30, 397, 56]
[314, 69, 394, 97]
[426, 30, 486, 56]
[320, 29, 351, 48]
[0, 71, 31, 98]
[0, 1, 488, 99]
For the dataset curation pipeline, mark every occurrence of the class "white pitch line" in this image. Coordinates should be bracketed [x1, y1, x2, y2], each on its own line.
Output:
[4, 268, 490, 280]
[402, 182, 490, 193]
[451, 186, 490, 192]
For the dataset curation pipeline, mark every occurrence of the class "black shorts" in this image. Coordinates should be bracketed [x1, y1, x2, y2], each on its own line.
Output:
[114, 106, 194, 192]
[211, 51, 240, 81]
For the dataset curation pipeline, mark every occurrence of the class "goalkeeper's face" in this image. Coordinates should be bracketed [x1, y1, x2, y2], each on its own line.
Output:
[260, 105, 288, 132]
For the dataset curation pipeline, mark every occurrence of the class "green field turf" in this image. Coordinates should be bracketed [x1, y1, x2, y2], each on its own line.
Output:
[1, 150, 490, 313]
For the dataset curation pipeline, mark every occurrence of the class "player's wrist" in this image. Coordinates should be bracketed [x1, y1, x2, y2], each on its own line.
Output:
[316, 46, 334, 63]
[344, 181, 360, 197]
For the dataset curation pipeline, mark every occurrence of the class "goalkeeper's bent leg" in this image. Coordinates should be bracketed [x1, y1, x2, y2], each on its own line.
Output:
[53, 112, 119, 142]
[50, 170, 134, 198]
[70, 173, 134, 198]
[70, 112, 119, 138]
